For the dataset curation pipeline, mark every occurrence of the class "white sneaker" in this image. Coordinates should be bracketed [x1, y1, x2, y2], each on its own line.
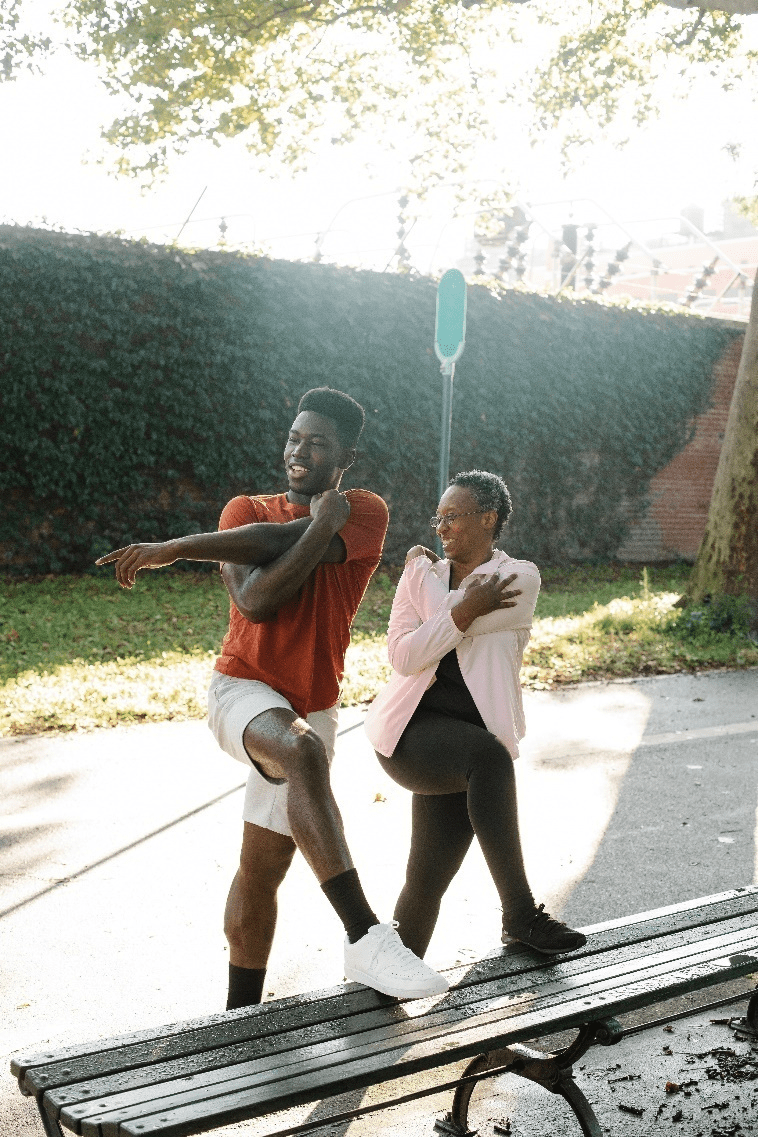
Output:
[344, 922, 449, 999]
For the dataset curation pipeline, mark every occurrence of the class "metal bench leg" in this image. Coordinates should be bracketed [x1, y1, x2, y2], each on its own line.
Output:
[434, 1019, 623, 1137]
[36, 1097, 65, 1137]
[747, 989, 758, 1032]
[730, 986, 758, 1043]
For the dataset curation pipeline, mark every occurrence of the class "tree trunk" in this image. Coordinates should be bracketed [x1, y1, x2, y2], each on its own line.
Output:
[687, 272, 758, 611]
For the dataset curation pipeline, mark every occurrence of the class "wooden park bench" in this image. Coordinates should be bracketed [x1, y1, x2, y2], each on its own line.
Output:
[12, 886, 758, 1137]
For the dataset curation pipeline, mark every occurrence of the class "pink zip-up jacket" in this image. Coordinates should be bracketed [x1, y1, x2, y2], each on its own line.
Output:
[363, 550, 540, 759]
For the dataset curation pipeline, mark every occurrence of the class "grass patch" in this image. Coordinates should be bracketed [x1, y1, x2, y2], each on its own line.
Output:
[1, 564, 756, 736]
[1, 573, 229, 735]
[522, 563, 758, 688]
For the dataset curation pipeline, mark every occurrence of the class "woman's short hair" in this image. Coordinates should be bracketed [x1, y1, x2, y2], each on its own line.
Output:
[297, 387, 365, 448]
[451, 469, 512, 539]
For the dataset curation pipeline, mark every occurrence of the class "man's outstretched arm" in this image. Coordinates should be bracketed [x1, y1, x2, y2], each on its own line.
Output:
[96, 500, 346, 589]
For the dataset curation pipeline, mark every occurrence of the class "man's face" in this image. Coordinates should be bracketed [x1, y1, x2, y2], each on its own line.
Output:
[284, 411, 352, 500]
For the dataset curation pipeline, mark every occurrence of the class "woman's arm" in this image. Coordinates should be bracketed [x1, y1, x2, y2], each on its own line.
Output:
[386, 564, 464, 676]
[449, 572, 521, 633]
[387, 561, 537, 673]
[463, 568, 540, 636]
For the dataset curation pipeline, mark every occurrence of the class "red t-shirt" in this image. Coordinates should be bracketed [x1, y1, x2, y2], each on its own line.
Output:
[214, 489, 389, 717]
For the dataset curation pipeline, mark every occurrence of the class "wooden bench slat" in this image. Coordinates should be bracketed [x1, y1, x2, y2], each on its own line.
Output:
[14, 885, 758, 1093]
[89, 947, 758, 1137]
[65, 927, 758, 1136]
[42, 907, 758, 1116]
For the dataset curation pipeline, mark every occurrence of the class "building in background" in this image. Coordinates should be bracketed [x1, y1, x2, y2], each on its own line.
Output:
[459, 199, 757, 321]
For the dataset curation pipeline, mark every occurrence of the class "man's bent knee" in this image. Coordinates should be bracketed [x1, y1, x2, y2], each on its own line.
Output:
[284, 730, 330, 788]
[262, 729, 329, 787]
[243, 709, 327, 782]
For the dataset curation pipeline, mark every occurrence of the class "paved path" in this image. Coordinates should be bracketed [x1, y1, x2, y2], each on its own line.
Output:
[2, 668, 756, 1136]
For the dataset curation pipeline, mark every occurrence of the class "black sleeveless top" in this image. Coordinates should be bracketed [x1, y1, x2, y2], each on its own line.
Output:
[413, 571, 486, 729]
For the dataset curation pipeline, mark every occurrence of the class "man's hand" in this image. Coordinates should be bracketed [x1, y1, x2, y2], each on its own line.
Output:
[405, 545, 440, 565]
[310, 490, 350, 531]
[95, 541, 180, 589]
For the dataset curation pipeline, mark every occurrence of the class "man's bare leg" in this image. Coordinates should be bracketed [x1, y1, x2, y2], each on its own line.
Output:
[226, 707, 448, 1004]
[242, 707, 353, 882]
[223, 708, 375, 1009]
[224, 822, 296, 1009]
[239, 709, 377, 942]
[225, 823, 296, 968]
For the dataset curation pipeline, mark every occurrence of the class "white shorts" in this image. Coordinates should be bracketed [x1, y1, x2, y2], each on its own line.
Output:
[207, 671, 339, 837]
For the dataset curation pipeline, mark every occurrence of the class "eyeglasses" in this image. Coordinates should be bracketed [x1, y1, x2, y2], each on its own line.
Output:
[429, 511, 485, 530]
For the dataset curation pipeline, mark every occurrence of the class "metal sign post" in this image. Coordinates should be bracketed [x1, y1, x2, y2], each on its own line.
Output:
[434, 270, 467, 552]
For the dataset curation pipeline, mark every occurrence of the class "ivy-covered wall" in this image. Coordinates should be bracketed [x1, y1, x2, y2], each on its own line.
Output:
[0, 225, 744, 572]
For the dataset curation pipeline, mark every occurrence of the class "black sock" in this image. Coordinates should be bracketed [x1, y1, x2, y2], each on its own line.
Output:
[321, 867, 379, 944]
[226, 964, 266, 1011]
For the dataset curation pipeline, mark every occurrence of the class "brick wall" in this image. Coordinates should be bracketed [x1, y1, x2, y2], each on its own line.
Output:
[616, 333, 745, 562]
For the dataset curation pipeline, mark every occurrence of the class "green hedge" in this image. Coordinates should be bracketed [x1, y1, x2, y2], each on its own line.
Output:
[0, 225, 744, 572]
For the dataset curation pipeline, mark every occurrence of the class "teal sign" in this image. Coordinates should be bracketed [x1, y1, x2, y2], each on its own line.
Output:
[434, 268, 467, 373]
[434, 269, 468, 529]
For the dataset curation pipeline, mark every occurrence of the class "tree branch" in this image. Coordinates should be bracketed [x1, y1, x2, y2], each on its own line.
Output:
[667, 7, 707, 47]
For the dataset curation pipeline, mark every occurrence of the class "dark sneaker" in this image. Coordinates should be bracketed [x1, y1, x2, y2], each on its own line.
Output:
[504, 904, 587, 955]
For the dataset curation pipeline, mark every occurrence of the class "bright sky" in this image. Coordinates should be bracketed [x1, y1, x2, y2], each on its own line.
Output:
[2, 9, 758, 273]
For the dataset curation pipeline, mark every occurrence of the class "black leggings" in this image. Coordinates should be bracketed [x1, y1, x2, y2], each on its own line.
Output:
[377, 710, 535, 958]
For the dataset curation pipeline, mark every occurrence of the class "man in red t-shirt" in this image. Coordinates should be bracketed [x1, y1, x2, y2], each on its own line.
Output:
[97, 387, 447, 1006]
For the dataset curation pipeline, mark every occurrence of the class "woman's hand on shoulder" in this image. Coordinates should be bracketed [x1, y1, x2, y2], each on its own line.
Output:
[405, 545, 440, 566]
[463, 572, 521, 613]
[451, 572, 521, 631]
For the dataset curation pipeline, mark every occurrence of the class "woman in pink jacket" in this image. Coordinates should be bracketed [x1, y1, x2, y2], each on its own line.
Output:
[364, 470, 586, 958]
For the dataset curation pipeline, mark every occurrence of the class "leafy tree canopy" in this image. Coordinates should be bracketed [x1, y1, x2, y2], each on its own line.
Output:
[3, 1, 758, 215]
[1, 1, 50, 80]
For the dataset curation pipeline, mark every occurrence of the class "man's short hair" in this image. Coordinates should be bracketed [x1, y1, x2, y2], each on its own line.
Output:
[297, 387, 366, 448]
[451, 469, 513, 539]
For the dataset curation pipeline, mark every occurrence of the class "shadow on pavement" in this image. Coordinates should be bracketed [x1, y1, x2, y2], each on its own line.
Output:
[561, 731, 757, 929]
[0, 782, 245, 920]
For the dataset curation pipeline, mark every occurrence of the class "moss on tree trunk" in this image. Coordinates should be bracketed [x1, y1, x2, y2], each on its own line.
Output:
[687, 272, 758, 612]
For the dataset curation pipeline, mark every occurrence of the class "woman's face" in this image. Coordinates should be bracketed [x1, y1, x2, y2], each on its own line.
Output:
[433, 486, 496, 561]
